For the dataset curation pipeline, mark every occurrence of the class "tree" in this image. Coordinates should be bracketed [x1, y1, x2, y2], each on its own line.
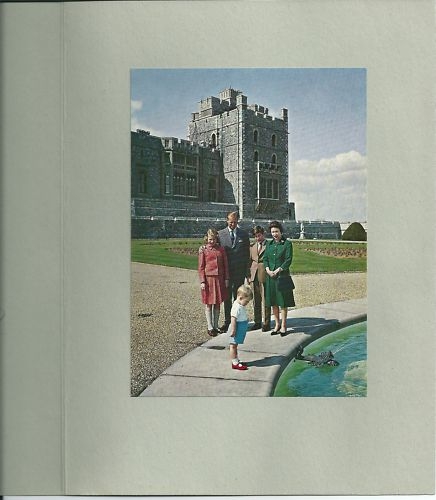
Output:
[342, 222, 367, 241]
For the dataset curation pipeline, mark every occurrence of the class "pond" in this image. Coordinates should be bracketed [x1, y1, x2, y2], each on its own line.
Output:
[273, 321, 367, 397]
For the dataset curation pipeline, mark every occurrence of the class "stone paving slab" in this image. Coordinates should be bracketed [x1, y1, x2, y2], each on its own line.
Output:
[141, 374, 274, 397]
[140, 297, 367, 397]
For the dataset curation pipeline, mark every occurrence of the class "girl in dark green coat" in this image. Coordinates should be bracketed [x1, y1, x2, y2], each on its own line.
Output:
[263, 220, 295, 336]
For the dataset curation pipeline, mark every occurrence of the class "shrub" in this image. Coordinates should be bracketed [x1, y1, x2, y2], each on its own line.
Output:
[342, 222, 367, 241]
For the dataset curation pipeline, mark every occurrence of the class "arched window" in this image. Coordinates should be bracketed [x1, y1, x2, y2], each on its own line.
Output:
[271, 134, 276, 147]
[271, 154, 277, 165]
[253, 130, 258, 143]
[254, 151, 259, 162]
[211, 133, 217, 148]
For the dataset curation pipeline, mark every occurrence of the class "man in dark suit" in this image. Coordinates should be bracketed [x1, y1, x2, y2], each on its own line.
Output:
[218, 211, 250, 332]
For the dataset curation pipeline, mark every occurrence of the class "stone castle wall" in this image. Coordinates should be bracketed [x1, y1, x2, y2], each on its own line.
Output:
[132, 218, 341, 240]
[131, 88, 346, 241]
[241, 108, 288, 220]
[132, 197, 341, 240]
[188, 90, 290, 220]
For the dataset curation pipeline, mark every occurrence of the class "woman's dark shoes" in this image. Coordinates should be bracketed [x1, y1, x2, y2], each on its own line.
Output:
[271, 329, 280, 336]
[280, 327, 294, 337]
[207, 329, 218, 337]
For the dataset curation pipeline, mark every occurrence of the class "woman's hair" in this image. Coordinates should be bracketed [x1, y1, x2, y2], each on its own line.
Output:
[269, 220, 284, 233]
[237, 284, 253, 301]
[203, 228, 220, 244]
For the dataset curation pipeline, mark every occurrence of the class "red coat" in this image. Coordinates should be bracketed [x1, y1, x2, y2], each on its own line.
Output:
[198, 244, 229, 305]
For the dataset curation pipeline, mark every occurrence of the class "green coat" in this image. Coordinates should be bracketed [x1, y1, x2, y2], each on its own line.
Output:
[263, 238, 295, 308]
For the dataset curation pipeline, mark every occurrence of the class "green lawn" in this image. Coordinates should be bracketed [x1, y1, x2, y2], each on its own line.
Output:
[131, 239, 367, 274]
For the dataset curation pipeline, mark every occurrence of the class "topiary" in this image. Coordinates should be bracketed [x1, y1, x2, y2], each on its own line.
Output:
[342, 222, 367, 241]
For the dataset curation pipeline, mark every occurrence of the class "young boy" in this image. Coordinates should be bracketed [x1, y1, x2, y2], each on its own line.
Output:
[228, 284, 253, 370]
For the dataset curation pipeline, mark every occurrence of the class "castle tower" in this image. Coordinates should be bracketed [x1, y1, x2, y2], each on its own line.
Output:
[188, 88, 291, 220]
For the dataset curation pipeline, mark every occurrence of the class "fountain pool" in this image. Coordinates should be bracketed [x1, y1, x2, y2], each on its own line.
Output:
[273, 321, 367, 397]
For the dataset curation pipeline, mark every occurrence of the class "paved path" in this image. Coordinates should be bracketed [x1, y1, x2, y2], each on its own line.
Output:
[140, 297, 367, 396]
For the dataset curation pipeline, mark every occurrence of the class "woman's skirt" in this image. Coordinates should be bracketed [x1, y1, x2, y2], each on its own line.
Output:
[265, 276, 295, 308]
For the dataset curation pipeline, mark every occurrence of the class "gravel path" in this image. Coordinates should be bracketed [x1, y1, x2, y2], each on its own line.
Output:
[130, 262, 367, 396]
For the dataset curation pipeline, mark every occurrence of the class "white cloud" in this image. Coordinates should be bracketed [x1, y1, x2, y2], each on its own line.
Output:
[130, 115, 167, 137]
[131, 99, 166, 135]
[289, 150, 367, 222]
[131, 99, 143, 112]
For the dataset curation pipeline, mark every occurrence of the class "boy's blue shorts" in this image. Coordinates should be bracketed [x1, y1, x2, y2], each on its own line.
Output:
[229, 320, 248, 345]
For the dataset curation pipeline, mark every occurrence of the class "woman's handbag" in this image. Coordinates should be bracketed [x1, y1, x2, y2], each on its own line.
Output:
[277, 274, 295, 292]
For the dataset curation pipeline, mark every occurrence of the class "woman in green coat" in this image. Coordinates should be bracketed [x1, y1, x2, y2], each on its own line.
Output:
[263, 220, 295, 336]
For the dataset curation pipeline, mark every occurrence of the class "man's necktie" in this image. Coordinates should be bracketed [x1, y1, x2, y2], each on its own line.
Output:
[230, 230, 235, 247]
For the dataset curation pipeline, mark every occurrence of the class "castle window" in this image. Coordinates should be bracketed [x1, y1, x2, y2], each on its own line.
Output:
[272, 134, 276, 147]
[174, 152, 185, 165]
[259, 175, 279, 200]
[253, 130, 258, 143]
[211, 133, 217, 148]
[138, 172, 147, 194]
[272, 179, 279, 198]
[208, 177, 217, 202]
[271, 154, 277, 165]
[173, 170, 198, 198]
[254, 151, 259, 162]
[174, 174, 183, 195]
[187, 175, 197, 197]
[186, 155, 198, 167]
[165, 174, 170, 194]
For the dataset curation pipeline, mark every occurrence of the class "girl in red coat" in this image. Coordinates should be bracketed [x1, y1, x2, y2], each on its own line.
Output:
[198, 228, 229, 336]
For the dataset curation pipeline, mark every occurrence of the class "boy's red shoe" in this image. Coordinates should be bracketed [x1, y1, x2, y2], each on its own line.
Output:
[232, 362, 248, 370]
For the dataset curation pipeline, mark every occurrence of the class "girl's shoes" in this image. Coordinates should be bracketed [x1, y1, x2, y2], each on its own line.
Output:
[271, 329, 280, 336]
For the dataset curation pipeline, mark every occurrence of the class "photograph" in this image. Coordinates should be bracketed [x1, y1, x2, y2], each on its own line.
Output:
[130, 68, 367, 397]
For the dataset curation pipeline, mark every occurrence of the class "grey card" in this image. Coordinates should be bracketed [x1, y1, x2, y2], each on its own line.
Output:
[1, 0, 434, 495]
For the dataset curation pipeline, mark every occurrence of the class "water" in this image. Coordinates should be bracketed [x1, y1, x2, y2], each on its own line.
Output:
[273, 321, 367, 397]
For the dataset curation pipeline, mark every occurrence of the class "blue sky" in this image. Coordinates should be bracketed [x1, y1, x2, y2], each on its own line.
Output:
[131, 68, 366, 222]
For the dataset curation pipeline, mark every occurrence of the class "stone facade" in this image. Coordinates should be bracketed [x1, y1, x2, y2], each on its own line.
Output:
[188, 88, 291, 219]
[132, 88, 294, 221]
[131, 130, 223, 203]
[131, 88, 341, 239]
